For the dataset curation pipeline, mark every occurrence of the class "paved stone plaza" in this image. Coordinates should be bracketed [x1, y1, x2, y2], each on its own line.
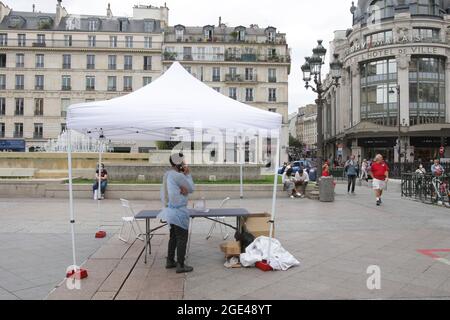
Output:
[1, 182, 450, 300]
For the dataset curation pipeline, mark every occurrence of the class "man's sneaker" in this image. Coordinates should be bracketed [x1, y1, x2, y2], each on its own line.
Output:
[166, 259, 177, 269]
[290, 195, 295, 199]
[376, 199, 381, 206]
[176, 263, 194, 274]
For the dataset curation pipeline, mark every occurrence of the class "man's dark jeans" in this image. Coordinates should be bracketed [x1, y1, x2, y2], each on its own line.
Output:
[348, 175, 357, 193]
[167, 224, 189, 265]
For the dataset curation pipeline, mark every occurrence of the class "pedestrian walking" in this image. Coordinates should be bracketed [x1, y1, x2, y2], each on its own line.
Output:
[369, 154, 389, 206]
[345, 155, 359, 194]
[360, 159, 369, 182]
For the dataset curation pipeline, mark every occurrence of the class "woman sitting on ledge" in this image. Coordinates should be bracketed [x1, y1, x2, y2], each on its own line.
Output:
[93, 163, 108, 200]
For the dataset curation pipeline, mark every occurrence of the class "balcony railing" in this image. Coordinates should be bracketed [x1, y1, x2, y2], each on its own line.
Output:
[34, 111, 44, 116]
[13, 132, 23, 138]
[61, 86, 71, 91]
[124, 64, 133, 70]
[165, 34, 287, 45]
[162, 51, 291, 64]
[143, 65, 152, 71]
[0, 85, 5, 90]
[108, 64, 117, 70]
[33, 133, 43, 139]
[86, 86, 95, 91]
[62, 63, 71, 69]
[16, 63, 24, 68]
[87, 64, 95, 69]
[35, 85, 44, 90]
[123, 87, 133, 92]
[15, 85, 24, 90]
[225, 74, 258, 83]
[108, 87, 117, 92]
[268, 77, 277, 83]
[32, 42, 46, 47]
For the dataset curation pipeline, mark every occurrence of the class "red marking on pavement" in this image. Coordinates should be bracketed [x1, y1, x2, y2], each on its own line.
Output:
[417, 249, 450, 259]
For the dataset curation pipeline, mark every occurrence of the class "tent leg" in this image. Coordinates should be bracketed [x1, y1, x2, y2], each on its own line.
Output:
[239, 136, 244, 200]
[95, 141, 106, 239]
[267, 133, 280, 264]
[66, 129, 88, 279]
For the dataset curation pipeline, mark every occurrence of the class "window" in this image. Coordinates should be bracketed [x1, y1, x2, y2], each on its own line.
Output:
[108, 55, 117, 70]
[229, 87, 237, 100]
[0, 33, 7, 46]
[14, 123, 23, 138]
[413, 27, 440, 42]
[245, 68, 254, 81]
[0, 54, 5, 68]
[64, 35, 72, 47]
[144, 20, 155, 33]
[18, 34, 26, 47]
[15, 75, 24, 90]
[123, 76, 132, 91]
[62, 54, 71, 69]
[237, 28, 246, 41]
[0, 123, 4, 138]
[360, 58, 398, 126]
[268, 88, 277, 102]
[0, 98, 5, 115]
[213, 87, 220, 93]
[62, 75, 71, 90]
[268, 68, 277, 83]
[15, 98, 24, 115]
[88, 35, 96, 47]
[124, 55, 133, 70]
[34, 123, 43, 139]
[35, 75, 44, 90]
[143, 56, 152, 70]
[36, 54, 44, 68]
[88, 20, 98, 31]
[16, 53, 24, 68]
[143, 77, 152, 86]
[411, 0, 441, 16]
[197, 47, 206, 60]
[34, 98, 44, 116]
[125, 36, 133, 48]
[245, 88, 254, 102]
[267, 30, 276, 42]
[365, 30, 393, 46]
[144, 37, 152, 49]
[212, 67, 221, 82]
[37, 34, 45, 45]
[87, 55, 95, 69]
[409, 56, 446, 125]
[61, 98, 70, 117]
[0, 75, 5, 89]
[107, 76, 116, 91]
[86, 76, 95, 91]
[176, 28, 184, 41]
[119, 19, 128, 32]
[204, 27, 214, 41]
[368, 0, 395, 22]
[212, 47, 222, 61]
[110, 36, 117, 48]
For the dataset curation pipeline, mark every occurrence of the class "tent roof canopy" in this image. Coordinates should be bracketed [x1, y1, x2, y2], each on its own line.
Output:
[67, 62, 282, 142]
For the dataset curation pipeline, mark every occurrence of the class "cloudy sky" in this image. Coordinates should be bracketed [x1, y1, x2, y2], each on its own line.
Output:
[9, 0, 352, 113]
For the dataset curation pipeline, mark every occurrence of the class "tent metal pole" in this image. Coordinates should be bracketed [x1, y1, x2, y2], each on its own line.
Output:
[239, 135, 244, 200]
[67, 129, 78, 270]
[268, 132, 280, 263]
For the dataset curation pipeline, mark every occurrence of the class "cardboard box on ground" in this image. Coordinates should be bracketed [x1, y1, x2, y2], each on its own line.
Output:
[219, 213, 274, 262]
[240, 213, 274, 238]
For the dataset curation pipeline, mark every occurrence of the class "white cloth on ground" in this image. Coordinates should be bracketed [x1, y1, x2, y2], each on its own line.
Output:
[240, 236, 300, 271]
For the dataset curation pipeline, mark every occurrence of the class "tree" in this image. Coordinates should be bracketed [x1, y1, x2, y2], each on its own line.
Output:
[288, 135, 306, 161]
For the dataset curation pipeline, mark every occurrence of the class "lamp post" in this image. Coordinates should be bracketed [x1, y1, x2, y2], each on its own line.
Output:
[301, 40, 343, 175]
[389, 85, 401, 177]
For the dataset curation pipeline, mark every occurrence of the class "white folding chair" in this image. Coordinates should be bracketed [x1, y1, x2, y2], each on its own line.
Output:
[118, 199, 144, 243]
[206, 197, 231, 240]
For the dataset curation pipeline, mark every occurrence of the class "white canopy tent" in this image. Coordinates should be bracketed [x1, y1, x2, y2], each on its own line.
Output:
[65, 62, 282, 275]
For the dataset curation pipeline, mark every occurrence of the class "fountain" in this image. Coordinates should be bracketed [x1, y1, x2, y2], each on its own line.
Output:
[41, 130, 113, 153]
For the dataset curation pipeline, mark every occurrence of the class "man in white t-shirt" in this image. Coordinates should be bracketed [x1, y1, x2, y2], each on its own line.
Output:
[294, 169, 309, 198]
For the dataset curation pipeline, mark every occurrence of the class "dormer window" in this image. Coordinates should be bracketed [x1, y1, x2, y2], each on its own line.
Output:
[88, 19, 100, 31]
[144, 20, 155, 33]
[203, 25, 214, 41]
[175, 25, 185, 41]
[235, 27, 246, 41]
[119, 19, 129, 32]
[38, 17, 53, 30]
[265, 27, 276, 42]
[66, 16, 81, 31]
[8, 16, 26, 29]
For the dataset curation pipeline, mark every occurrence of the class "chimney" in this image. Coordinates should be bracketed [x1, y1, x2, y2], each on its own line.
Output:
[55, 0, 67, 27]
[107, 3, 113, 18]
[0, 2, 11, 23]
[218, 16, 221, 27]
[33, 4, 35, 13]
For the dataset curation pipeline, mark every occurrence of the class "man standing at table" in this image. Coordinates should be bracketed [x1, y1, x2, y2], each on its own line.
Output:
[158, 153, 195, 273]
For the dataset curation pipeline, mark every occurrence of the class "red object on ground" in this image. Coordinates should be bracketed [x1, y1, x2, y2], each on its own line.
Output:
[66, 268, 88, 279]
[255, 260, 273, 272]
[95, 230, 107, 238]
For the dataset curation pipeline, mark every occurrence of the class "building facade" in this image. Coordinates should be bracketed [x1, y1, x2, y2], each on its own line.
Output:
[296, 104, 318, 155]
[0, 1, 290, 161]
[323, 0, 450, 165]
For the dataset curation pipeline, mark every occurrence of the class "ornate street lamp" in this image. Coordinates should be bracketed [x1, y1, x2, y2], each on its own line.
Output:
[302, 40, 343, 176]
